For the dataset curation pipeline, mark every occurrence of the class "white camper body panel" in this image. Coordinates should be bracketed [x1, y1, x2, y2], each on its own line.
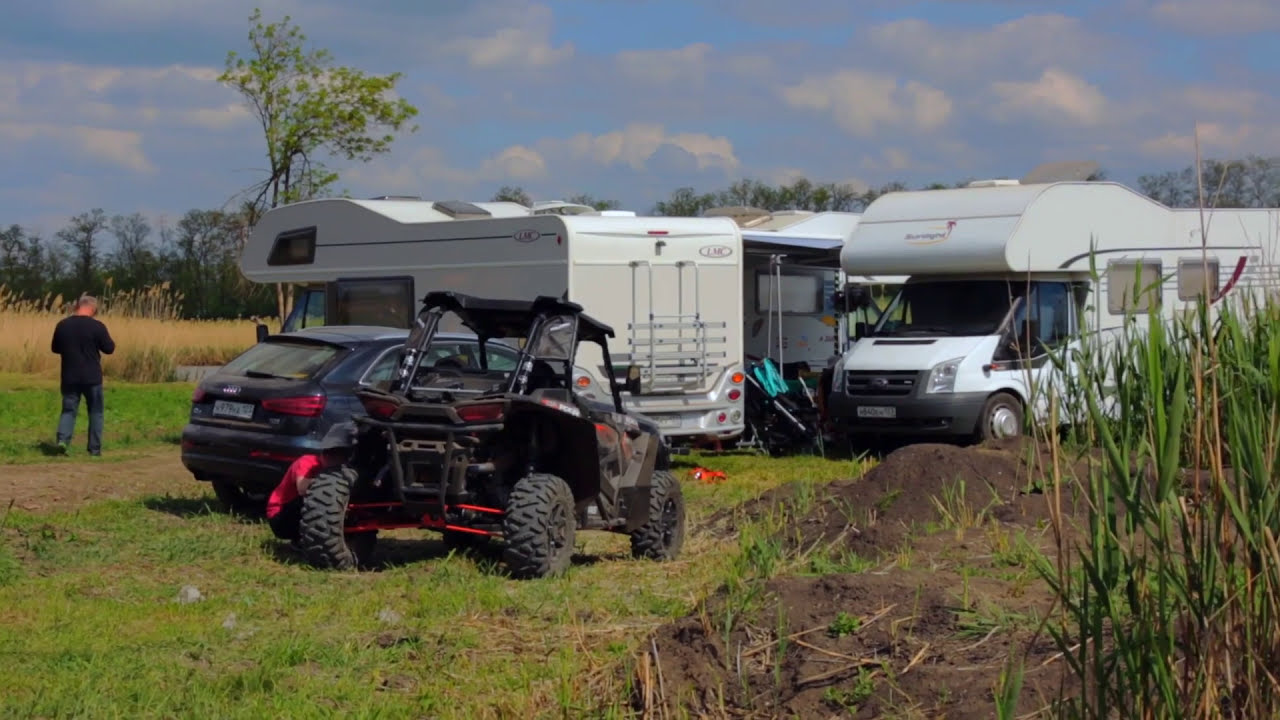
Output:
[240, 199, 747, 438]
[830, 181, 1280, 441]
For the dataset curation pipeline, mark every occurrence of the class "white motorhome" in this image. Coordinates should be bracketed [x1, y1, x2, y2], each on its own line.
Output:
[239, 197, 747, 440]
[828, 179, 1280, 442]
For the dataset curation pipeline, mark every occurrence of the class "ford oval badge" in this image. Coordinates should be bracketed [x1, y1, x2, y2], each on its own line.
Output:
[699, 244, 732, 258]
[514, 229, 540, 243]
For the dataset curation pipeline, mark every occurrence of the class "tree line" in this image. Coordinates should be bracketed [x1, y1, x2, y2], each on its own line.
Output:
[0, 207, 276, 319]
[4, 154, 1275, 320]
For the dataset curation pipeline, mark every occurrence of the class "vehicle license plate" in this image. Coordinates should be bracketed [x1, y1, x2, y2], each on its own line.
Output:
[656, 415, 683, 428]
[212, 400, 255, 420]
[856, 405, 896, 419]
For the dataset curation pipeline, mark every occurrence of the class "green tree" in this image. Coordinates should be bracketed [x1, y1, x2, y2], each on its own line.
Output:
[219, 8, 419, 319]
[565, 193, 620, 211]
[492, 185, 532, 206]
[56, 209, 108, 293]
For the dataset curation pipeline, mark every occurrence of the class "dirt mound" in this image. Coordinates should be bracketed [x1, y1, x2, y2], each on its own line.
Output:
[640, 571, 1069, 719]
[711, 437, 1094, 560]
[638, 438, 1094, 718]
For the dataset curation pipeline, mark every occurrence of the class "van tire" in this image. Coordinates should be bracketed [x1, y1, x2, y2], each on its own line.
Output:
[975, 392, 1024, 443]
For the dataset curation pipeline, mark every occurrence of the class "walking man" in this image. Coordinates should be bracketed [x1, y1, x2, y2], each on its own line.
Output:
[51, 294, 116, 456]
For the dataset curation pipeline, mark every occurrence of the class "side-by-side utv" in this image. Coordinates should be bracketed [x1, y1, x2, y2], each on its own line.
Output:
[297, 291, 686, 578]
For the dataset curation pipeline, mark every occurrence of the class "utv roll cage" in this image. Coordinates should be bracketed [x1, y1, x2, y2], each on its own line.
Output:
[389, 291, 625, 412]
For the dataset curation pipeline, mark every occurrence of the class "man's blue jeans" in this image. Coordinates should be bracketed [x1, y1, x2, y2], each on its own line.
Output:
[57, 383, 104, 455]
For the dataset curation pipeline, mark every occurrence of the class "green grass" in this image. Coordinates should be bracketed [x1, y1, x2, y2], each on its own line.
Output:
[0, 373, 193, 462]
[0, 449, 868, 718]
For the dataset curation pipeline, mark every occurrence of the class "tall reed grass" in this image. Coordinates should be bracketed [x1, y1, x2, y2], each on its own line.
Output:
[0, 284, 273, 383]
[1032, 271, 1280, 718]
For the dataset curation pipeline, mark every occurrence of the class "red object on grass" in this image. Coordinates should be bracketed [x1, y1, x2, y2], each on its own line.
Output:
[690, 466, 727, 484]
[265, 454, 324, 519]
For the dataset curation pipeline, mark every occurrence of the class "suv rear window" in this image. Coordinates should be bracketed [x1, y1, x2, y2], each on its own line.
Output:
[221, 340, 342, 380]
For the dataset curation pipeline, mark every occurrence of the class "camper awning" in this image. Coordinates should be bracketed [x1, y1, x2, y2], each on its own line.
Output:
[741, 233, 843, 265]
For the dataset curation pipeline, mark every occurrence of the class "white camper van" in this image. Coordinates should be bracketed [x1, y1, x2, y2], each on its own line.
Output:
[828, 179, 1280, 442]
[239, 198, 747, 440]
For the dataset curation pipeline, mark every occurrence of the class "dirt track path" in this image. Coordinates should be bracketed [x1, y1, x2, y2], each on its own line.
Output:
[1, 449, 207, 513]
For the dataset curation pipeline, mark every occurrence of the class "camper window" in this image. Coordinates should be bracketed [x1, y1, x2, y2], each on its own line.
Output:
[267, 227, 316, 266]
[1008, 282, 1073, 351]
[281, 287, 326, 332]
[755, 271, 823, 314]
[330, 277, 414, 329]
[1106, 260, 1162, 315]
[1177, 257, 1220, 301]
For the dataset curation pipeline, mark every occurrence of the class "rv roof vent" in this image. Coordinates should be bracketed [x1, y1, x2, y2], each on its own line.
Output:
[532, 201, 596, 216]
[433, 200, 493, 219]
[967, 179, 1021, 188]
[368, 195, 422, 201]
[703, 205, 773, 227]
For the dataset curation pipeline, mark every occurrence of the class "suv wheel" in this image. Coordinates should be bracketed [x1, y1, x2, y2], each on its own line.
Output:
[630, 470, 686, 561]
[502, 473, 576, 579]
[211, 479, 267, 517]
[298, 465, 376, 570]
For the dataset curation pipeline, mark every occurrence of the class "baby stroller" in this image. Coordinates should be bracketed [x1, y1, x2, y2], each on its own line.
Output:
[740, 356, 824, 457]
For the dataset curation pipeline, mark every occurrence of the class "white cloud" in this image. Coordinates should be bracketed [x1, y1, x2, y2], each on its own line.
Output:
[0, 123, 153, 173]
[485, 145, 547, 180]
[546, 124, 739, 172]
[780, 69, 952, 137]
[436, 4, 573, 70]
[863, 14, 1110, 80]
[1149, 0, 1280, 34]
[989, 68, 1109, 127]
[1140, 123, 1280, 159]
[616, 43, 713, 85]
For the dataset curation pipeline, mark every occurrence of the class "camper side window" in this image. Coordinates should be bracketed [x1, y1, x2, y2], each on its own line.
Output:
[267, 227, 316, 266]
[756, 271, 823, 314]
[1106, 260, 1162, 315]
[1177, 258, 1220, 301]
[331, 277, 415, 329]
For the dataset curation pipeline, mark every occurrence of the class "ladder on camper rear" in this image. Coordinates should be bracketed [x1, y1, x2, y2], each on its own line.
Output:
[609, 260, 728, 394]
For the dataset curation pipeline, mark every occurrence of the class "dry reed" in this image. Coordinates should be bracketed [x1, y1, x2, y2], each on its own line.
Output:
[0, 284, 275, 383]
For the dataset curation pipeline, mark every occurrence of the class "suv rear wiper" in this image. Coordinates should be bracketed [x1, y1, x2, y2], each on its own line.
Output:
[243, 369, 295, 379]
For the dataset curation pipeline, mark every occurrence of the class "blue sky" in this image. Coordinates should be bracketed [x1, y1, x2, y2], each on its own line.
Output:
[2, 0, 1278, 236]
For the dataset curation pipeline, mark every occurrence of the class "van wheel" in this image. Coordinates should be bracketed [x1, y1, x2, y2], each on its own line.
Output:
[976, 392, 1023, 443]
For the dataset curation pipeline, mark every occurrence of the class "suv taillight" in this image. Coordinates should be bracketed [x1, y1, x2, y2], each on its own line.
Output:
[262, 395, 326, 417]
[192, 387, 207, 403]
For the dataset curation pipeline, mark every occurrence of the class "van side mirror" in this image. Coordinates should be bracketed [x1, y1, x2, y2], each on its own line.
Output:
[255, 323, 269, 343]
[853, 321, 868, 340]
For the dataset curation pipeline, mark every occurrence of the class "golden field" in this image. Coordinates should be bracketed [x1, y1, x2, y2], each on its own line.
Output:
[0, 285, 274, 383]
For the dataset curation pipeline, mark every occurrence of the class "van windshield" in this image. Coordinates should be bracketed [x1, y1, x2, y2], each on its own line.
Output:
[872, 280, 1028, 337]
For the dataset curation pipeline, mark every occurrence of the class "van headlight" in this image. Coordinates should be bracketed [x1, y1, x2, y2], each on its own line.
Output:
[925, 357, 963, 394]
[831, 366, 845, 393]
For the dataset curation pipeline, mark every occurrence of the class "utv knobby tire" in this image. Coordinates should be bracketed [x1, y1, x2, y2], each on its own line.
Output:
[298, 465, 375, 570]
[502, 473, 577, 579]
[211, 480, 266, 517]
[630, 471, 686, 561]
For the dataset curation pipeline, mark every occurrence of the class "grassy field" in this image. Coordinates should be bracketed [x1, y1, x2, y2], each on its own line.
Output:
[0, 446, 869, 718]
[0, 286, 265, 383]
[0, 373, 194, 463]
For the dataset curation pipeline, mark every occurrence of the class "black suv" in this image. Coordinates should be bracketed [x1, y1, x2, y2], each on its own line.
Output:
[180, 325, 520, 513]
